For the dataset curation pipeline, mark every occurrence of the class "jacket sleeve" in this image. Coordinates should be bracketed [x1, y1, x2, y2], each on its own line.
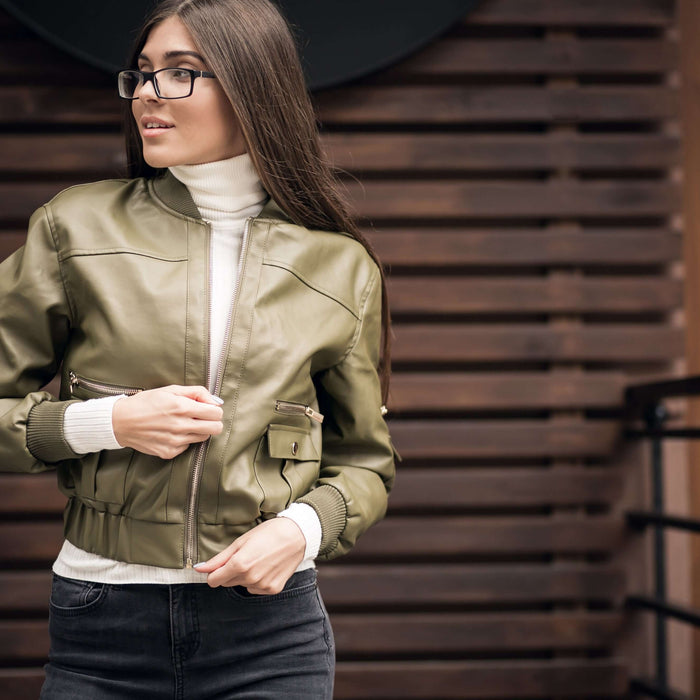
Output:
[298, 264, 395, 559]
[0, 205, 82, 472]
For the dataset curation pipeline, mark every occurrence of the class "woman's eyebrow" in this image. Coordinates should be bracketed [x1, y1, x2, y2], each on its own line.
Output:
[137, 50, 206, 63]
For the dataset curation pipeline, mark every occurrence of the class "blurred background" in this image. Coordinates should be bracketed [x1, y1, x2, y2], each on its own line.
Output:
[0, 0, 698, 698]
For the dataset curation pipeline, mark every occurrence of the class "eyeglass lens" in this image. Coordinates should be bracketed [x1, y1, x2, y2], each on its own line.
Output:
[119, 69, 193, 99]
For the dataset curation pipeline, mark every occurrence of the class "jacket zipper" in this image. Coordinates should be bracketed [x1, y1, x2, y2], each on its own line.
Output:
[68, 371, 143, 397]
[183, 216, 254, 568]
[275, 400, 324, 424]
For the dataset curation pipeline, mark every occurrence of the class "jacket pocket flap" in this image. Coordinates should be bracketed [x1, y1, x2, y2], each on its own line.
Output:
[267, 424, 318, 461]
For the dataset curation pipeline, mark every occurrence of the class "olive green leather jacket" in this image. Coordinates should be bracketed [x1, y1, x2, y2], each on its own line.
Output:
[0, 173, 395, 568]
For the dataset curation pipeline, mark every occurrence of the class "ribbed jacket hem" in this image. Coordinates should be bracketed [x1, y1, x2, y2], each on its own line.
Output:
[27, 400, 83, 463]
[297, 484, 347, 556]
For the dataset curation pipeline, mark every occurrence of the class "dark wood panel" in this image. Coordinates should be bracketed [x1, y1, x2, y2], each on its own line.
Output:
[0, 474, 64, 514]
[0, 134, 124, 173]
[345, 180, 680, 219]
[0, 132, 680, 175]
[0, 182, 83, 223]
[0, 669, 44, 700]
[333, 611, 624, 653]
[326, 133, 681, 171]
[0, 660, 628, 699]
[319, 563, 626, 607]
[387, 467, 624, 508]
[388, 276, 681, 314]
[316, 86, 678, 124]
[366, 229, 681, 267]
[0, 85, 677, 126]
[350, 516, 626, 558]
[0, 515, 626, 563]
[468, 0, 674, 26]
[0, 522, 63, 564]
[388, 419, 618, 459]
[389, 38, 677, 76]
[391, 324, 684, 363]
[0, 611, 624, 661]
[0, 466, 624, 517]
[0, 179, 679, 223]
[0, 231, 26, 260]
[334, 659, 628, 698]
[390, 371, 625, 410]
[0, 562, 626, 613]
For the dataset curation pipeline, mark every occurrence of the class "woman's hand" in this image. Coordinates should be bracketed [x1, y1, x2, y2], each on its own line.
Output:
[112, 385, 224, 459]
[194, 518, 307, 593]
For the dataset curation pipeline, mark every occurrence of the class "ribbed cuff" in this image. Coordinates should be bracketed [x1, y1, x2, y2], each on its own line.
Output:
[297, 485, 347, 556]
[277, 502, 322, 560]
[27, 400, 84, 463]
[64, 395, 126, 454]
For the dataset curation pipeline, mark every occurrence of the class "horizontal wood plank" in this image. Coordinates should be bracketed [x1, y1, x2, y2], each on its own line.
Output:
[0, 85, 677, 126]
[389, 38, 677, 76]
[317, 86, 678, 124]
[334, 659, 628, 698]
[344, 180, 680, 219]
[349, 516, 626, 558]
[326, 133, 681, 171]
[0, 563, 626, 612]
[0, 132, 681, 175]
[366, 229, 682, 267]
[467, 0, 674, 26]
[0, 611, 624, 661]
[0, 660, 629, 699]
[387, 467, 624, 509]
[388, 276, 682, 314]
[389, 371, 625, 410]
[319, 563, 626, 607]
[0, 466, 624, 517]
[388, 419, 619, 459]
[0, 134, 125, 173]
[0, 180, 680, 223]
[333, 611, 624, 654]
[0, 515, 626, 564]
[391, 324, 684, 363]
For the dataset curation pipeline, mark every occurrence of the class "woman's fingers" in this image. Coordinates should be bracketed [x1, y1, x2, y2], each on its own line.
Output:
[112, 385, 225, 457]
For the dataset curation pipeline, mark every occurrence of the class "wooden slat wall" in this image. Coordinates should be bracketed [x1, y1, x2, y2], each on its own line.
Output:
[0, 1, 682, 697]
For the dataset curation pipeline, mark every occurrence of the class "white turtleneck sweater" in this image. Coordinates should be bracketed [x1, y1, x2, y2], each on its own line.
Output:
[55, 153, 322, 584]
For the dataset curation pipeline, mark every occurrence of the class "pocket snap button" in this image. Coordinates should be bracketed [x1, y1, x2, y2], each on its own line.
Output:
[291, 441, 299, 456]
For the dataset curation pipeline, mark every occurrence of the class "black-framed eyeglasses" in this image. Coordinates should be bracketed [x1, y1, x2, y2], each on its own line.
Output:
[117, 68, 216, 100]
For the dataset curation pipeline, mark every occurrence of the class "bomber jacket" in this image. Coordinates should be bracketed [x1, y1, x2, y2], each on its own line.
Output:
[0, 172, 395, 568]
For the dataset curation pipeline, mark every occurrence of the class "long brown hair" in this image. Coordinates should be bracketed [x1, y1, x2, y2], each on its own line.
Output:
[124, 0, 392, 403]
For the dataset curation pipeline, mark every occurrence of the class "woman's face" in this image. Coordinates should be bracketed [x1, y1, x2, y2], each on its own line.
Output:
[132, 15, 246, 167]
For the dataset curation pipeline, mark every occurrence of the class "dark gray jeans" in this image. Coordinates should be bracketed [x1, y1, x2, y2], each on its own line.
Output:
[40, 569, 335, 699]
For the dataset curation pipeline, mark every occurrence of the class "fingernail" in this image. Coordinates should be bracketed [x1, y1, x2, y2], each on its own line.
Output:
[211, 396, 224, 405]
[193, 562, 207, 569]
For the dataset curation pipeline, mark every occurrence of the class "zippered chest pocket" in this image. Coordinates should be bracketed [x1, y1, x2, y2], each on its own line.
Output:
[274, 400, 323, 424]
[68, 371, 144, 400]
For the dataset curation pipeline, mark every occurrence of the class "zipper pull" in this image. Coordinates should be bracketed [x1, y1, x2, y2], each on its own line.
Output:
[304, 406, 324, 424]
[68, 371, 78, 395]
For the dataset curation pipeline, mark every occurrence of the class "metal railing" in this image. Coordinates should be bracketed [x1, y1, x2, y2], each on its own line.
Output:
[625, 376, 700, 700]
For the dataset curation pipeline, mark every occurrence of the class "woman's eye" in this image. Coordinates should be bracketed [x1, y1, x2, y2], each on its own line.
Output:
[170, 69, 191, 81]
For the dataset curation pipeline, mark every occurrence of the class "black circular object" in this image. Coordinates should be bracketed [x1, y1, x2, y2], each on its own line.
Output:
[0, 0, 477, 90]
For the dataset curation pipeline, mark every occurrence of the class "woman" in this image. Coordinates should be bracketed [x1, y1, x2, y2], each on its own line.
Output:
[0, 0, 395, 697]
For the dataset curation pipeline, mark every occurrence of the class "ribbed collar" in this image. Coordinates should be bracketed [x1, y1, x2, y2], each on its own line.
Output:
[169, 153, 267, 223]
[151, 169, 290, 223]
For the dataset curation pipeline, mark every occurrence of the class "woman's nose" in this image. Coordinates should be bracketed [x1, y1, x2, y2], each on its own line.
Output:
[137, 76, 161, 102]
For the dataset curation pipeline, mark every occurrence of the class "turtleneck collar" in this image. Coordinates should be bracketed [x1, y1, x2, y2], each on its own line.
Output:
[169, 152, 267, 223]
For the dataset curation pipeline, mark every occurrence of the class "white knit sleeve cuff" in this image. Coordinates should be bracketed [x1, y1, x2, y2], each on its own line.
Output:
[277, 502, 322, 561]
[63, 395, 126, 454]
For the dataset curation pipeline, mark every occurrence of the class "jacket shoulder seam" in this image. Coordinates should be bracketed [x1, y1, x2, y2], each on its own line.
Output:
[42, 204, 77, 326]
